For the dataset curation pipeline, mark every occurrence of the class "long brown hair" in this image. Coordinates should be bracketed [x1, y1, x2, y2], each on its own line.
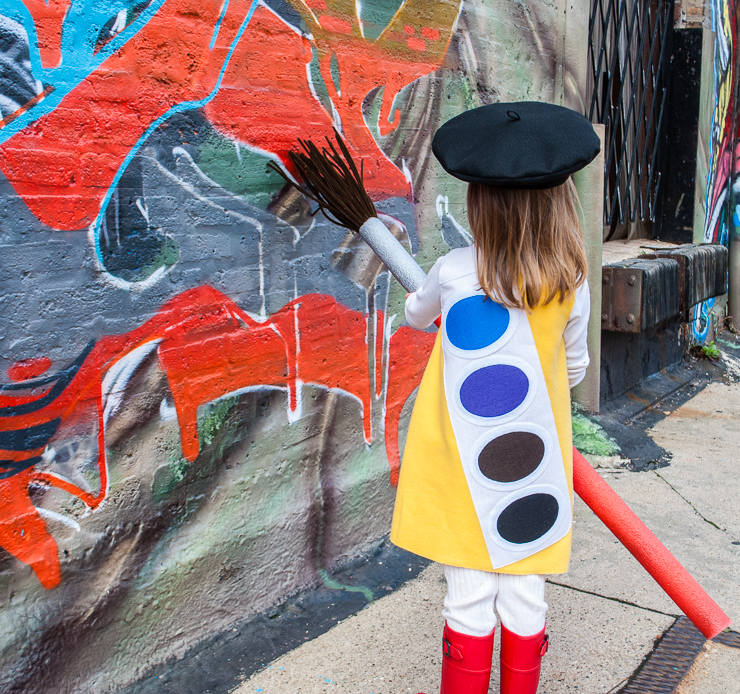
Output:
[466, 179, 587, 310]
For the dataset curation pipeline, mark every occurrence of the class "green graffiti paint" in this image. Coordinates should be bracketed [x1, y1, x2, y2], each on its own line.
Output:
[307, 52, 334, 119]
[317, 567, 374, 603]
[152, 397, 240, 503]
[329, 53, 341, 98]
[357, 0, 405, 41]
[198, 134, 285, 208]
[120, 236, 179, 284]
[199, 397, 238, 449]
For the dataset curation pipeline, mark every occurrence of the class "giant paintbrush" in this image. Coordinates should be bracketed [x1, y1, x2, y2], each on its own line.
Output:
[272, 130, 731, 639]
[268, 130, 427, 293]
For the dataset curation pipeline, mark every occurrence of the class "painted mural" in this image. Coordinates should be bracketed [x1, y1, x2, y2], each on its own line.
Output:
[0, 0, 586, 691]
[703, 0, 739, 246]
[695, 0, 739, 339]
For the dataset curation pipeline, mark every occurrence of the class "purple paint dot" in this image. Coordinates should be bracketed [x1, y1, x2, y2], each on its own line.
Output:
[459, 364, 529, 417]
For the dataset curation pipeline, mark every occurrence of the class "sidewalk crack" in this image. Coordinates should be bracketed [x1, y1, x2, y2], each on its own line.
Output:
[653, 471, 740, 542]
[545, 580, 678, 618]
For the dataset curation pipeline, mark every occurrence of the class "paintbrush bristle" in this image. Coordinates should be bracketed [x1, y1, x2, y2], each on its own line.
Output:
[267, 129, 378, 232]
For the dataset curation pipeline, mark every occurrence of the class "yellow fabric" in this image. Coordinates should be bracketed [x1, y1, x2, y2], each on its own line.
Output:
[390, 294, 576, 574]
[390, 333, 493, 571]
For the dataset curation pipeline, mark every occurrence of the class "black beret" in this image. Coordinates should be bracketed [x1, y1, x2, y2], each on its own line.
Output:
[432, 101, 601, 189]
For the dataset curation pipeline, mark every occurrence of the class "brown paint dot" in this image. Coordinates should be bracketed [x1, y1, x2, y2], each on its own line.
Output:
[478, 431, 545, 483]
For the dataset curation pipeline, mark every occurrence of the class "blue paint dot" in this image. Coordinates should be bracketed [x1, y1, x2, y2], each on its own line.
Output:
[459, 365, 529, 417]
[446, 296, 510, 350]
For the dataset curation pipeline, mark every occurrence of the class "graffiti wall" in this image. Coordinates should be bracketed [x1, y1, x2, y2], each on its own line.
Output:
[0, 0, 588, 690]
[694, 0, 738, 339]
[703, 0, 739, 246]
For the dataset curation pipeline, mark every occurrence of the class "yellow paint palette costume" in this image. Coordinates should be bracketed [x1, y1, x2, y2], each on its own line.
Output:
[391, 245, 590, 575]
[394, 100, 599, 694]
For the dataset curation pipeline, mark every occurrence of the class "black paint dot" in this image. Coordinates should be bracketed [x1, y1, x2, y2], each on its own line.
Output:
[478, 432, 545, 483]
[496, 494, 559, 544]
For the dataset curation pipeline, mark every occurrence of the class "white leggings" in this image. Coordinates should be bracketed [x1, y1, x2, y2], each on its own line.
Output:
[442, 565, 548, 637]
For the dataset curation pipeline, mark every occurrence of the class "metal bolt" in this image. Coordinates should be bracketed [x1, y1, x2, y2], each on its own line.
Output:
[626, 313, 635, 324]
[602, 313, 609, 321]
[628, 275, 637, 286]
[602, 275, 609, 284]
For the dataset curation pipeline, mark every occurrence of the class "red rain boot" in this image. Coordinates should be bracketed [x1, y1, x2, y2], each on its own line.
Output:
[499, 623, 548, 694]
[439, 622, 495, 694]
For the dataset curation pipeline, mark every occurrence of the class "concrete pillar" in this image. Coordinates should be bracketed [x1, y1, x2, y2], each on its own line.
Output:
[561, 0, 592, 110]
[572, 124, 605, 413]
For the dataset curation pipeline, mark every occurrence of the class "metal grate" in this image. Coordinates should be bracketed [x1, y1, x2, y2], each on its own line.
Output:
[620, 616, 740, 693]
[587, 0, 675, 240]
[621, 617, 705, 693]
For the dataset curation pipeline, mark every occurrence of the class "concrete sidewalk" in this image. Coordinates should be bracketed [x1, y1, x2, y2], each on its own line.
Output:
[232, 378, 740, 694]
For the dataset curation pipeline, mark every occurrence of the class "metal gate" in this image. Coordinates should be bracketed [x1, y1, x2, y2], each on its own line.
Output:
[587, 0, 675, 240]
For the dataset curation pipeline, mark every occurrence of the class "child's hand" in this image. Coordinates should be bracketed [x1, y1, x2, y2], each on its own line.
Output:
[405, 293, 412, 299]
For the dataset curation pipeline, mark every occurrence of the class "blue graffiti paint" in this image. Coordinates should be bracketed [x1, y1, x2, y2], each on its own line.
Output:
[210, 0, 230, 50]
[0, 0, 167, 144]
[691, 296, 716, 342]
[90, 0, 260, 270]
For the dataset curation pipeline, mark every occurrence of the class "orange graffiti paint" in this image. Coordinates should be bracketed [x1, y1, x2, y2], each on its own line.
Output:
[0, 0, 254, 229]
[298, 0, 463, 138]
[20, 0, 71, 68]
[383, 325, 436, 486]
[0, 469, 61, 588]
[0, 286, 389, 586]
[204, 5, 411, 200]
[1, 0, 461, 229]
[8, 357, 52, 382]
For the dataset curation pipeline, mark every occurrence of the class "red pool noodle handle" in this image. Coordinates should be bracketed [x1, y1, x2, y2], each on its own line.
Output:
[572, 448, 732, 639]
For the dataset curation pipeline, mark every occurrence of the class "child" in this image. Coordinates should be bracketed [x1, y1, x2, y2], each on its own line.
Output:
[390, 102, 600, 694]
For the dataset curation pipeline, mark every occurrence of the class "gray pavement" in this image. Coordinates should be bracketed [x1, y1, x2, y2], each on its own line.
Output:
[233, 379, 740, 694]
[675, 641, 740, 694]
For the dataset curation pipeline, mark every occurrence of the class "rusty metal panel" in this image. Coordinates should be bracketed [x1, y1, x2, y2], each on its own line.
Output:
[602, 258, 680, 332]
[641, 243, 728, 311]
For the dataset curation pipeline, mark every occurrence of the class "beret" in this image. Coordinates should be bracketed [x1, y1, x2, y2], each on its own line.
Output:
[432, 101, 601, 189]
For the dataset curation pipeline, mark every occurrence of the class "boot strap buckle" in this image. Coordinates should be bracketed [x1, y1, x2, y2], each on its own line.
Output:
[539, 634, 549, 657]
[442, 637, 463, 660]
